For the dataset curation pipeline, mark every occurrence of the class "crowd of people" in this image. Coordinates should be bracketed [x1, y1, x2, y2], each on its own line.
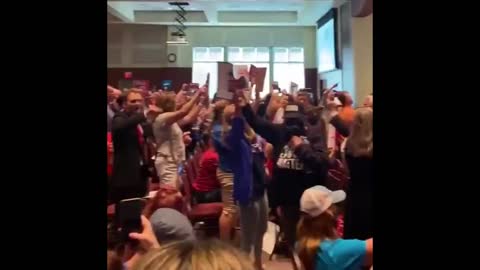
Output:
[107, 82, 373, 270]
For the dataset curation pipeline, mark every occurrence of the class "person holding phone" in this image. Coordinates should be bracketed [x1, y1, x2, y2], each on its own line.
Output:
[110, 89, 160, 204]
[234, 89, 330, 251]
[229, 99, 269, 270]
[107, 86, 122, 132]
[210, 100, 239, 242]
[122, 215, 161, 270]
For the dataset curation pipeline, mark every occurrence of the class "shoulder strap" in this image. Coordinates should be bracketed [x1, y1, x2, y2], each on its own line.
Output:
[340, 139, 350, 176]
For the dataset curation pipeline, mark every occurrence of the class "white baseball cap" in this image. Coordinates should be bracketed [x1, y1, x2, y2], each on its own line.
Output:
[300, 186, 346, 217]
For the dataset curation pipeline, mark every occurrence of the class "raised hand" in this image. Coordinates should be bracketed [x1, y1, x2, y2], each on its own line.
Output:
[128, 215, 160, 251]
[234, 89, 249, 108]
[288, 135, 303, 150]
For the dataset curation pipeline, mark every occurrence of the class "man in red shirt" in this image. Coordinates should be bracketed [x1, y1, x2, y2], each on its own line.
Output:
[192, 133, 221, 203]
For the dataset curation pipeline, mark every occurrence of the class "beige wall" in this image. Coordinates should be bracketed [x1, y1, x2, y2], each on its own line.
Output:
[107, 24, 168, 67]
[108, 24, 318, 68]
[351, 14, 372, 105]
[318, 4, 372, 106]
[166, 26, 317, 68]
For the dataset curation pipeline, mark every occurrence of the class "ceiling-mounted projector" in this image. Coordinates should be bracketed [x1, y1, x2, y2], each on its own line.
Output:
[166, 35, 189, 45]
[166, 1, 189, 46]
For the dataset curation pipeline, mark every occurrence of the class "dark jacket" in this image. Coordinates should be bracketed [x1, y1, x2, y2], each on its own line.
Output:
[251, 147, 267, 200]
[343, 153, 373, 240]
[213, 117, 253, 205]
[111, 111, 147, 188]
[242, 105, 329, 208]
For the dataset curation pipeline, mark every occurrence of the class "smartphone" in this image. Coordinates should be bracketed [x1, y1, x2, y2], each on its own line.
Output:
[189, 83, 199, 91]
[228, 77, 248, 92]
[117, 198, 146, 245]
[272, 81, 280, 90]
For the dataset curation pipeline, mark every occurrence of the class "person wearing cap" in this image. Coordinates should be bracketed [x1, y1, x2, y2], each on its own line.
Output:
[149, 208, 195, 244]
[235, 90, 330, 249]
[297, 186, 373, 270]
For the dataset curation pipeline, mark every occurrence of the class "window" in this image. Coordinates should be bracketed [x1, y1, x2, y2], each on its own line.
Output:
[273, 47, 305, 92]
[192, 46, 305, 98]
[192, 47, 225, 98]
[228, 47, 270, 97]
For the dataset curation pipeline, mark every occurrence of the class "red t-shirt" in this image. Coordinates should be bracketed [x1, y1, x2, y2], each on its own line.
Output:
[265, 158, 274, 181]
[107, 132, 113, 177]
[192, 149, 220, 192]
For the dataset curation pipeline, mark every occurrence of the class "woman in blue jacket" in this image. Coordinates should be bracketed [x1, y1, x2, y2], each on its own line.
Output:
[211, 100, 253, 242]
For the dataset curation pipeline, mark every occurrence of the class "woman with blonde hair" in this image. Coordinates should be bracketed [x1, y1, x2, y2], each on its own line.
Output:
[230, 97, 268, 270]
[363, 94, 373, 108]
[210, 100, 238, 241]
[297, 186, 373, 270]
[131, 239, 255, 270]
[211, 96, 265, 249]
[152, 88, 203, 189]
[341, 107, 373, 240]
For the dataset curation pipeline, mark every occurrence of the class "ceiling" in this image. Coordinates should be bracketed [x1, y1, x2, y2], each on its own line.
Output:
[107, 0, 347, 26]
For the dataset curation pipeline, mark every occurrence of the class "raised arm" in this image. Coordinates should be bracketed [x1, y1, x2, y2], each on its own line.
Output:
[226, 107, 247, 149]
[241, 103, 282, 146]
[291, 135, 329, 172]
[365, 238, 373, 266]
[226, 117, 246, 150]
[161, 90, 202, 126]
[251, 87, 262, 113]
[178, 104, 201, 128]
[330, 114, 350, 137]
[112, 113, 146, 132]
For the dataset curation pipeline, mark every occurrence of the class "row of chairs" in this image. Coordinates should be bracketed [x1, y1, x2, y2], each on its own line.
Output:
[181, 148, 223, 236]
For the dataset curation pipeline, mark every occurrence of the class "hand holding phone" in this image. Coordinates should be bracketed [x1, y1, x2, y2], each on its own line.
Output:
[128, 215, 160, 251]
[272, 81, 280, 91]
[189, 83, 199, 91]
[181, 83, 189, 92]
[117, 198, 146, 246]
